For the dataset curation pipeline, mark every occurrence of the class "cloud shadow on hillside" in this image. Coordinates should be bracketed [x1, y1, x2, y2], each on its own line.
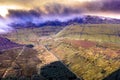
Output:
[40, 61, 82, 80]
[103, 69, 120, 80]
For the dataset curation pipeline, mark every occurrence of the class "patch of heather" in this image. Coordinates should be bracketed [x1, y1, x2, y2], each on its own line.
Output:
[63, 39, 96, 48]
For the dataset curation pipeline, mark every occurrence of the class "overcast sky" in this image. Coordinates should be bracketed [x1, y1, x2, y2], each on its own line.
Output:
[0, 0, 120, 18]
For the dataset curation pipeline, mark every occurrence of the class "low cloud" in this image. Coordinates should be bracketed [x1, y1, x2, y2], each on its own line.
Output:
[101, 0, 120, 13]
[84, 0, 120, 13]
[0, 0, 120, 34]
[0, 0, 120, 16]
[0, 19, 13, 34]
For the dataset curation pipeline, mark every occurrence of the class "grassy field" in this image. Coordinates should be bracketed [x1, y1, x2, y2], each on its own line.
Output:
[48, 39, 120, 80]
[56, 24, 120, 43]
[46, 24, 120, 80]
[1, 24, 120, 80]
[0, 48, 41, 78]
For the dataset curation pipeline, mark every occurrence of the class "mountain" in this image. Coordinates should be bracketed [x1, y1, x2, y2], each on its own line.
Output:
[9, 15, 120, 28]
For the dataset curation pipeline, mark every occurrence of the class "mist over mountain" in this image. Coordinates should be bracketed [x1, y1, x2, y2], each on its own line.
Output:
[0, 9, 120, 34]
[0, 18, 13, 34]
[7, 9, 120, 28]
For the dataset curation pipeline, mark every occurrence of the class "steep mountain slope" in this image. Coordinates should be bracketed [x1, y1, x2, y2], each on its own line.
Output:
[41, 24, 120, 80]
[56, 24, 120, 43]
[47, 39, 120, 80]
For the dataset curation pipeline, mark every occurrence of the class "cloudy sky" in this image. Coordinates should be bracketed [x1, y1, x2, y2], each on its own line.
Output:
[0, 0, 119, 19]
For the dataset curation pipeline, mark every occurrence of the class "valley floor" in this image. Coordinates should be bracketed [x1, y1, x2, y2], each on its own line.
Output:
[0, 24, 120, 80]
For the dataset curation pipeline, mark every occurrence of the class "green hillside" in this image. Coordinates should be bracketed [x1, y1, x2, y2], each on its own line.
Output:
[56, 24, 120, 43]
